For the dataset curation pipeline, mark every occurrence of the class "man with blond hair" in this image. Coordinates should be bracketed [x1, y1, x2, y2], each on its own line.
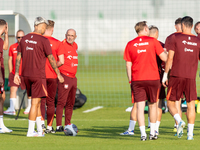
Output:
[124, 21, 167, 141]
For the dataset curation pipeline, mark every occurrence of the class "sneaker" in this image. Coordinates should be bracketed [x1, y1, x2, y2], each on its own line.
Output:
[38, 131, 45, 137]
[1, 127, 12, 133]
[27, 131, 39, 137]
[120, 130, 134, 135]
[177, 120, 185, 138]
[141, 136, 147, 141]
[4, 108, 16, 115]
[173, 127, 177, 132]
[56, 126, 64, 132]
[146, 126, 150, 131]
[45, 127, 56, 134]
[23, 107, 30, 114]
[0, 128, 5, 133]
[155, 130, 159, 136]
[187, 135, 194, 140]
[149, 134, 158, 140]
[42, 124, 46, 132]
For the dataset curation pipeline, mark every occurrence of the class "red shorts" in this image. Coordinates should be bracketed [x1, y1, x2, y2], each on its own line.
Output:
[23, 77, 47, 98]
[131, 80, 160, 103]
[166, 76, 197, 102]
[8, 73, 26, 90]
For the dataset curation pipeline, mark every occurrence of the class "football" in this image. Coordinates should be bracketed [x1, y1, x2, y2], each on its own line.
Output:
[64, 124, 78, 136]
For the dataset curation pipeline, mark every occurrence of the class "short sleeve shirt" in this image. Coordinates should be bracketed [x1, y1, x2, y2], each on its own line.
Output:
[9, 43, 22, 75]
[17, 33, 52, 78]
[169, 33, 200, 79]
[44, 36, 62, 79]
[157, 41, 165, 74]
[58, 39, 78, 78]
[123, 36, 164, 81]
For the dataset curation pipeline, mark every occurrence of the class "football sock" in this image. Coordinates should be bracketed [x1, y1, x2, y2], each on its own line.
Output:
[187, 123, 194, 136]
[174, 123, 177, 128]
[57, 126, 62, 129]
[27, 99, 31, 108]
[10, 98, 16, 110]
[150, 123, 156, 136]
[27, 120, 36, 134]
[155, 121, 160, 132]
[36, 117, 42, 133]
[139, 126, 146, 137]
[173, 114, 181, 124]
[0, 115, 4, 128]
[128, 120, 136, 131]
[47, 126, 52, 130]
[41, 120, 45, 125]
[148, 117, 150, 127]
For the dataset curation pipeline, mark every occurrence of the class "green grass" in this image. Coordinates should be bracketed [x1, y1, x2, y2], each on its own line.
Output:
[1, 107, 200, 150]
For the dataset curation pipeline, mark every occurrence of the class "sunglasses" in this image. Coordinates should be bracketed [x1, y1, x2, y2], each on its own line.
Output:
[17, 36, 23, 39]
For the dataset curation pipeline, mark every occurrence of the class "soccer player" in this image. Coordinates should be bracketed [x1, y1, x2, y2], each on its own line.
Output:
[164, 18, 183, 133]
[148, 25, 166, 135]
[4, 30, 32, 115]
[56, 29, 78, 132]
[14, 17, 64, 137]
[194, 21, 200, 36]
[162, 16, 200, 140]
[40, 20, 64, 133]
[0, 19, 12, 133]
[124, 21, 167, 141]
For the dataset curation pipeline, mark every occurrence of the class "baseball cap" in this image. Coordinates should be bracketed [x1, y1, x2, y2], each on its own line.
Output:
[34, 17, 49, 26]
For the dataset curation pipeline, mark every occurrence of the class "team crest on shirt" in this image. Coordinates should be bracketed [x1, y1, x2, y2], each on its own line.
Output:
[31, 35, 33, 38]
[139, 38, 142, 41]
[64, 84, 68, 89]
[188, 37, 191, 40]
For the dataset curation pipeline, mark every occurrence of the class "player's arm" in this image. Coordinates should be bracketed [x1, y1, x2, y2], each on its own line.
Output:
[126, 61, 132, 83]
[8, 56, 13, 73]
[0, 53, 3, 86]
[162, 50, 174, 87]
[57, 54, 64, 67]
[3, 23, 8, 50]
[47, 54, 64, 83]
[14, 52, 21, 85]
[159, 51, 167, 62]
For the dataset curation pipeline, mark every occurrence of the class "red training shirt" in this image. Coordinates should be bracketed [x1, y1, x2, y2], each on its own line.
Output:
[124, 35, 164, 81]
[44, 36, 63, 79]
[59, 39, 78, 78]
[17, 33, 52, 78]
[9, 43, 22, 75]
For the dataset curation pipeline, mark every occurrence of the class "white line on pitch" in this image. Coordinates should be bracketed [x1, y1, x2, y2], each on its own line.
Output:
[83, 106, 103, 113]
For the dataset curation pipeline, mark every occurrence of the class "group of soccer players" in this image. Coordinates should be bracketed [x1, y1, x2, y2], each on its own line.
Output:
[122, 16, 200, 141]
[0, 16, 79, 137]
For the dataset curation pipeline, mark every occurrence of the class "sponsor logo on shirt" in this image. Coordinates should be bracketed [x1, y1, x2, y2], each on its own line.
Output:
[182, 40, 197, 46]
[67, 55, 72, 60]
[13, 51, 17, 53]
[13, 48, 16, 50]
[25, 39, 37, 44]
[137, 49, 146, 54]
[73, 56, 78, 59]
[184, 48, 193, 52]
[134, 42, 149, 47]
[64, 84, 68, 89]
[71, 63, 78, 67]
[26, 46, 33, 51]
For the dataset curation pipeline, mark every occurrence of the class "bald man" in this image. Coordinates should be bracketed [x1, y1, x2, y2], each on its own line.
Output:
[56, 29, 78, 132]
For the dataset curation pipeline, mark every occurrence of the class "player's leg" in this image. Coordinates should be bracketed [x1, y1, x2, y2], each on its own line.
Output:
[64, 77, 77, 126]
[186, 100, 195, 140]
[137, 101, 146, 140]
[174, 98, 182, 132]
[4, 86, 18, 115]
[149, 102, 157, 139]
[46, 78, 57, 133]
[56, 74, 69, 132]
[40, 97, 46, 131]
[155, 99, 163, 135]
[24, 96, 31, 114]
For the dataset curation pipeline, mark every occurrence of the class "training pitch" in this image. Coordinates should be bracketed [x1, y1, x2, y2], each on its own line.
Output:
[1, 107, 200, 150]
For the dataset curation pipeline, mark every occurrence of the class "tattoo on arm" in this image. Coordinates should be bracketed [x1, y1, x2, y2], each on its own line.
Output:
[15, 52, 21, 74]
[47, 54, 60, 75]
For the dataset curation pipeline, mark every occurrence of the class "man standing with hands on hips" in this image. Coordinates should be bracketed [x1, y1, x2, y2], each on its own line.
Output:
[56, 29, 78, 132]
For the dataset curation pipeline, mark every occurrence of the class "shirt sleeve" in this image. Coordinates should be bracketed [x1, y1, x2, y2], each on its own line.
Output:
[164, 36, 171, 52]
[8, 45, 12, 56]
[123, 42, 131, 62]
[57, 41, 64, 55]
[43, 38, 52, 56]
[154, 39, 164, 56]
[168, 35, 176, 52]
